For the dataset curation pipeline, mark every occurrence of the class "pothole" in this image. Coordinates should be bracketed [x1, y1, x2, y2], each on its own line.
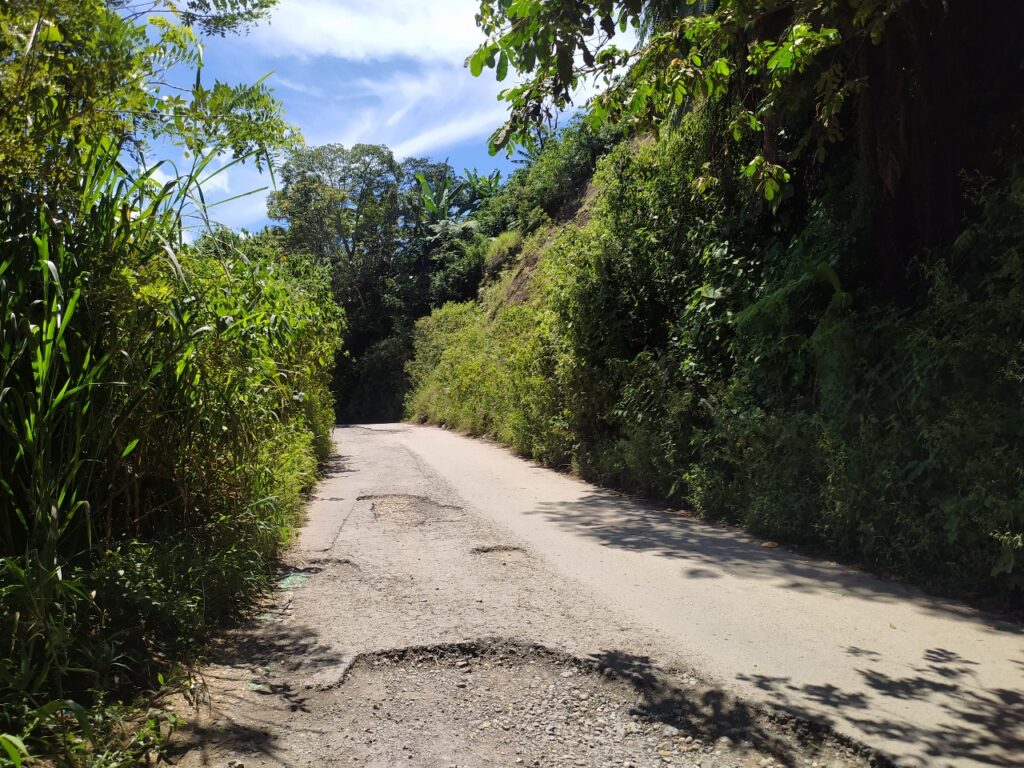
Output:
[470, 544, 526, 555]
[359, 493, 463, 526]
[303, 556, 357, 567]
[330, 640, 887, 768]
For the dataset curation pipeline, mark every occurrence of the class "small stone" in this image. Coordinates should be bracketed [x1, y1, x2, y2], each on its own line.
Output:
[661, 725, 680, 737]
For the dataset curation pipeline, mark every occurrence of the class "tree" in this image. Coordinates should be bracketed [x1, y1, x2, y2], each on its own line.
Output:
[469, 0, 1024, 269]
[0, 0, 293, 201]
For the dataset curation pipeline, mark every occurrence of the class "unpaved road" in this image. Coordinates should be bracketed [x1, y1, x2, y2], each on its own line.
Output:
[176, 424, 1023, 768]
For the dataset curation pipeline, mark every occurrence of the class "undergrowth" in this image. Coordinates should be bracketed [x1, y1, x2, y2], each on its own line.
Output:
[407, 120, 1024, 602]
[0, 144, 342, 763]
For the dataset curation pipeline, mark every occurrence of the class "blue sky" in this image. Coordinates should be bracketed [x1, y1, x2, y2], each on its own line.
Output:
[192, 0, 515, 231]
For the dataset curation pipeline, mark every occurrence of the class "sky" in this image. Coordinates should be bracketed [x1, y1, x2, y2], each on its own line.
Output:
[189, 0, 516, 231]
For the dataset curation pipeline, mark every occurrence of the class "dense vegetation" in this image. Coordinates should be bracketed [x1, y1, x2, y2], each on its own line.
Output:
[2, 0, 1022, 763]
[267, 144, 507, 421]
[0, 1, 339, 763]
[406, 1, 1024, 602]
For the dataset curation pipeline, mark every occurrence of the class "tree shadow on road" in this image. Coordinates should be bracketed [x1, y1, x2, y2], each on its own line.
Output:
[169, 617, 347, 766]
[589, 649, 888, 767]
[526, 493, 1024, 764]
[525, 491, 1020, 632]
[737, 646, 1024, 766]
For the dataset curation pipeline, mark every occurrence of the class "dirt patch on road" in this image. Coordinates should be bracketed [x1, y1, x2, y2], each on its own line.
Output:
[360, 493, 464, 527]
[334, 639, 887, 768]
[176, 637, 887, 768]
[471, 544, 526, 555]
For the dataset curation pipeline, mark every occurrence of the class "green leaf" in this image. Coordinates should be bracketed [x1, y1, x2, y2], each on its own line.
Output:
[556, 45, 573, 86]
[0, 734, 28, 767]
[469, 48, 488, 77]
[35, 21, 64, 44]
[121, 438, 140, 458]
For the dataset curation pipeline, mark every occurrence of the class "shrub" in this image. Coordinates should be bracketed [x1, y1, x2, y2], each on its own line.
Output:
[0, 145, 342, 757]
[484, 230, 524, 277]
[406, 119, 1024, 601]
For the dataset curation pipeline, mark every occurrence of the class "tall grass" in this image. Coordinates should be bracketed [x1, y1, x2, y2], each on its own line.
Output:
[0, 139, 342, 760]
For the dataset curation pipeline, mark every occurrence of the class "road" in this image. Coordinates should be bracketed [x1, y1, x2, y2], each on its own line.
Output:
[177, 424, 1023, 768]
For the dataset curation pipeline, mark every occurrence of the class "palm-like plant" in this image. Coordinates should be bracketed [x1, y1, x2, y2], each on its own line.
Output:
[415, 173, 470, 224]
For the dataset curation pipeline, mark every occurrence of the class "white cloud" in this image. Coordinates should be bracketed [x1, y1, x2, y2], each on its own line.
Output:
[393, 106, 507, 157]
[299, 61, 508, 156]
[198, 167, 231, 196]
[272, 75, 325, 97]
[149, 165, 174, 186]
[250, 0, 485, 63]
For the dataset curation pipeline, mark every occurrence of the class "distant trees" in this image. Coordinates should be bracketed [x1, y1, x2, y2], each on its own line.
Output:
[269, 144, 496, 420]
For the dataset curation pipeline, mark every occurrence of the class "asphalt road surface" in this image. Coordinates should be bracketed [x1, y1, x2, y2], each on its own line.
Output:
[177, 424, 1023, 768]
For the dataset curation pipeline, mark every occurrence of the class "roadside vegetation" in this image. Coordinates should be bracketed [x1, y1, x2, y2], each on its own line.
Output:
[2, 0, 1022, 764]
[0, 1, 339, 763]
[405, 1, 1024, 602]
[266, 144, 514, 422]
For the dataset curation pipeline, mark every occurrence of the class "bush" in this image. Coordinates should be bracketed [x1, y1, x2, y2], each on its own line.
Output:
[0, 146, 342, 756]
[475, 119, 621, 236]
[405, 118, 1024, 601]
[484, 230, 524, 277]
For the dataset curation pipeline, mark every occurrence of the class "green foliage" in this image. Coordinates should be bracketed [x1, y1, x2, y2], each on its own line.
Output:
[0, 1, 341, 762]
[270, 144, 500, 422]
[471, 0, 852, 170]
[484, 230, 524, 276]
[0, 0, 294, 198]
[406, 115, 1024, 601]
[0, 141, 341, 760]
[475, 119, 620, 236]
[470, 0, 1024, 252]
[406, 293, 571, 464]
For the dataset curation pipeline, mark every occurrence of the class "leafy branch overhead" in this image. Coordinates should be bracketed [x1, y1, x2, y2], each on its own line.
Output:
[468, 0, 907, 202]
[0, 0, 295, 196]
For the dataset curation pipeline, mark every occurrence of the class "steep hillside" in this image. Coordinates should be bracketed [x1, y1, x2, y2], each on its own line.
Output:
[406, 120, 1024, 604]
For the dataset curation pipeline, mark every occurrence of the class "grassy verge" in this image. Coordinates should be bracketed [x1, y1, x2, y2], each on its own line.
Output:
[0, 142, 342, 765]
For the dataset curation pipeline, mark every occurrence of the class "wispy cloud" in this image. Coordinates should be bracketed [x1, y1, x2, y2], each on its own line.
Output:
[296, 61, 508, 157]
[198, 168, 231, 196]
[249, 0, 484, 63]
[393, 106, 507, 157]
[272, 74, 325, 98]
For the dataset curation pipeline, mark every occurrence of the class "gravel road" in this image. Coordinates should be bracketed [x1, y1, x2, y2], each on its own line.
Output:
[174, 425, 1023, 768]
